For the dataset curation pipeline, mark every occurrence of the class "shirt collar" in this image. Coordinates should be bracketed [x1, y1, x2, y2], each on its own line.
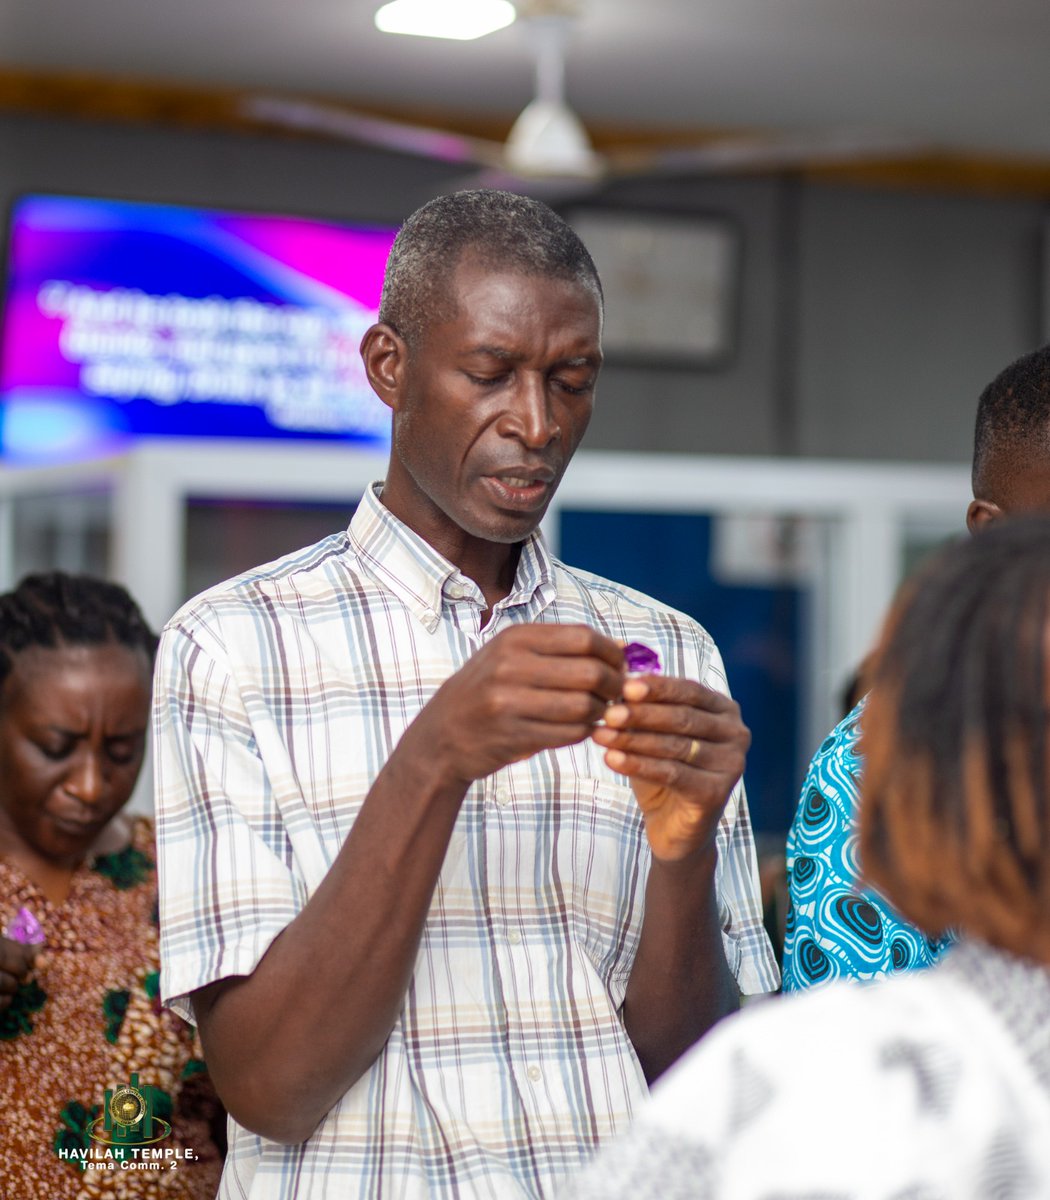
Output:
[347, 482, 556, 632]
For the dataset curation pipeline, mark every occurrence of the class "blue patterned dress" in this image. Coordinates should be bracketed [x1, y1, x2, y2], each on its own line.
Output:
[782, 699, 953, 991]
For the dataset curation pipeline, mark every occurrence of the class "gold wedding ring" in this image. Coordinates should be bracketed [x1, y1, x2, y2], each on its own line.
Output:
[685, 738, 701, 765]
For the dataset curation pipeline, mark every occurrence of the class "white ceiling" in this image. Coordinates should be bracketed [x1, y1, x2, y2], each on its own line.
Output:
[2, 0, 1050, 159]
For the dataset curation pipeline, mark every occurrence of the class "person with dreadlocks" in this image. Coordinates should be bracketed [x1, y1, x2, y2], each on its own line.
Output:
[783, 343, 1050, 989]
[563, 515, 1050, 1199]
[0, 572, 224, 1199]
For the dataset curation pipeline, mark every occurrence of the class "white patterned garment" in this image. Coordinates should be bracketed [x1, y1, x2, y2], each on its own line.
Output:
[563, 939, 1050, 1200]
[153, 481, 777, 1200]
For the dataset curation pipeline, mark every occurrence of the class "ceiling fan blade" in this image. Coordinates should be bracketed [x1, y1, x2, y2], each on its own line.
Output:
[240, 93, 506, 169]
[604, 128, 932, 178]
[243, 90, 606, 201]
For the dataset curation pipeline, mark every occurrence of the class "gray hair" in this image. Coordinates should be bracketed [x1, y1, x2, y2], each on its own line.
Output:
[378, 189, 603, 348]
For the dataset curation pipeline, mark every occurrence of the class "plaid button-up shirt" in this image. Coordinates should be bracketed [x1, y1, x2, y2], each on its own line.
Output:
[154, 482, 778, 1199]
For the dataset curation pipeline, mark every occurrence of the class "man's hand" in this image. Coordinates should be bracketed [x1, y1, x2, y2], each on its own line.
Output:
[591, 674, 750, 862]
[0, 936, 37, 1012]
[408, 624, 626, 788]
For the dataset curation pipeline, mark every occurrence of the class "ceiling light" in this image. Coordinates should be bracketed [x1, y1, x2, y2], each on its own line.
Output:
[375, 0, 516, 41]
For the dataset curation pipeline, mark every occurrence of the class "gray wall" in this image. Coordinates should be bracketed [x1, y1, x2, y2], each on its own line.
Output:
[795, 186, 1043, 462]
[0, 110, 1044, 464]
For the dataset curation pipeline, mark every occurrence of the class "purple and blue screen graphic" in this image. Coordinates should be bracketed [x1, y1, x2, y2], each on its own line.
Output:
[0, 194, 398, 461]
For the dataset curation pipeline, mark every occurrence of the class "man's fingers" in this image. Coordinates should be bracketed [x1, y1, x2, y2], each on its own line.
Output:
[517, 717, 605, 753]
[523, 629, 625, 700]
[600, 746, 741, 797]
[501, 654, 625, 703]
[417, 625, 631, 785]
[506, 623, 625, 669]
[622, 675, 736, 712]
[481, 624, 626, 703]
[593, 728, 745, 772]
[598, 741, 744, 782]
[482, 684, 611, 729]
[603, 701, 748, 747]
[486, 717, 613, 767]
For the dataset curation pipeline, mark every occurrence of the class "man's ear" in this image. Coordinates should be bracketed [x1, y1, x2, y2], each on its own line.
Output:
[360, 323, 407, 412]
[966, 497, 1002, 534]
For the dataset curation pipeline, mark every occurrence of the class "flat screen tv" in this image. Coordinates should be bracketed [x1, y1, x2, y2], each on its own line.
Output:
[0, 194, 398, 462]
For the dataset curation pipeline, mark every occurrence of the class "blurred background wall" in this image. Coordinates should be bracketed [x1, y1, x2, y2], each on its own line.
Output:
[0, 108, 1040, 464]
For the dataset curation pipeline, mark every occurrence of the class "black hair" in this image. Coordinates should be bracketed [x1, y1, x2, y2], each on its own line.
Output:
[378, 189, 603, 349]
[861, 515, 1050, 958]
[972, 344, 1050, 500]
[0, 571, 158, 689]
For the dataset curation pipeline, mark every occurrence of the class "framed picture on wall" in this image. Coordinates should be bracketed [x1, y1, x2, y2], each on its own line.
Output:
[569, 208, 739, 366]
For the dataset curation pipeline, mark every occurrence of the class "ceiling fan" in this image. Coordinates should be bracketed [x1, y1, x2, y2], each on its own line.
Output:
[239, 1, 925, 198]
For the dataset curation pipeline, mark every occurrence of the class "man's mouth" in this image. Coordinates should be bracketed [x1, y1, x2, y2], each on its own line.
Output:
[483, 469, 556, 510]
[490, 464, 556, 484]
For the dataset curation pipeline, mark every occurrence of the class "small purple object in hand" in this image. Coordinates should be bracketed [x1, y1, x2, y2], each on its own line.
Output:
[5, 906, 45, 945]
[623, 642, 662, 675]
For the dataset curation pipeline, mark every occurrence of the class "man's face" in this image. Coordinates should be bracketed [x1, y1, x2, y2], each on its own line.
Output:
[999, 459, 1050, 514]
[377, 255, 602, 550]
[967, 457, 1050, 532]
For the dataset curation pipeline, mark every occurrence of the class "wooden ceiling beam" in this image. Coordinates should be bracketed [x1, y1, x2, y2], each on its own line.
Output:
[802, 156, 1050, 199]
[0, 65, 1049, 198]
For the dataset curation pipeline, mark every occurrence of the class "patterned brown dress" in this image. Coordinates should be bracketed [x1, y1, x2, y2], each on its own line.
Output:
[0, 817, 223, 1199]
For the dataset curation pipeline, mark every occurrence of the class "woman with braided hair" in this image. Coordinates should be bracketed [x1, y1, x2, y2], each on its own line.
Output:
[564, 517, 1050, 1199]
[0, 572, 223, 1199]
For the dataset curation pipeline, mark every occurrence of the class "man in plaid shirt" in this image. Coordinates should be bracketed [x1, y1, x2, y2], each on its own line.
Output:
[154, 189, 777, 1199]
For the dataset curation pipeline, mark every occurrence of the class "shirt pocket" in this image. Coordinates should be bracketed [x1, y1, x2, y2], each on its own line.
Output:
[561, 775, 649, 1004]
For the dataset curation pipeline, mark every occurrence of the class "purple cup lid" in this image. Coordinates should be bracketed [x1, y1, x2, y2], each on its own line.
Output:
[5, 906, 45, 945]
[623, 642, 662, 675]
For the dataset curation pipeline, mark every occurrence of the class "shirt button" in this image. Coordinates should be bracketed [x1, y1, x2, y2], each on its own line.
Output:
[446, 581, 467, 599]
[527, 1066, 542, 1082]
[494, 787, 511, 807]
[508, 929, 522, 945]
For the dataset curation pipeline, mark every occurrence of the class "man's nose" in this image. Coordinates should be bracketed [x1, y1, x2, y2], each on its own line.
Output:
[504, 376, 560, 448]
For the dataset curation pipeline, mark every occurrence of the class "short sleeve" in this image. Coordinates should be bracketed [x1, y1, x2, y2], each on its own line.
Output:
[152, 611, 310, 1022]
[704, 644, 780, 997]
